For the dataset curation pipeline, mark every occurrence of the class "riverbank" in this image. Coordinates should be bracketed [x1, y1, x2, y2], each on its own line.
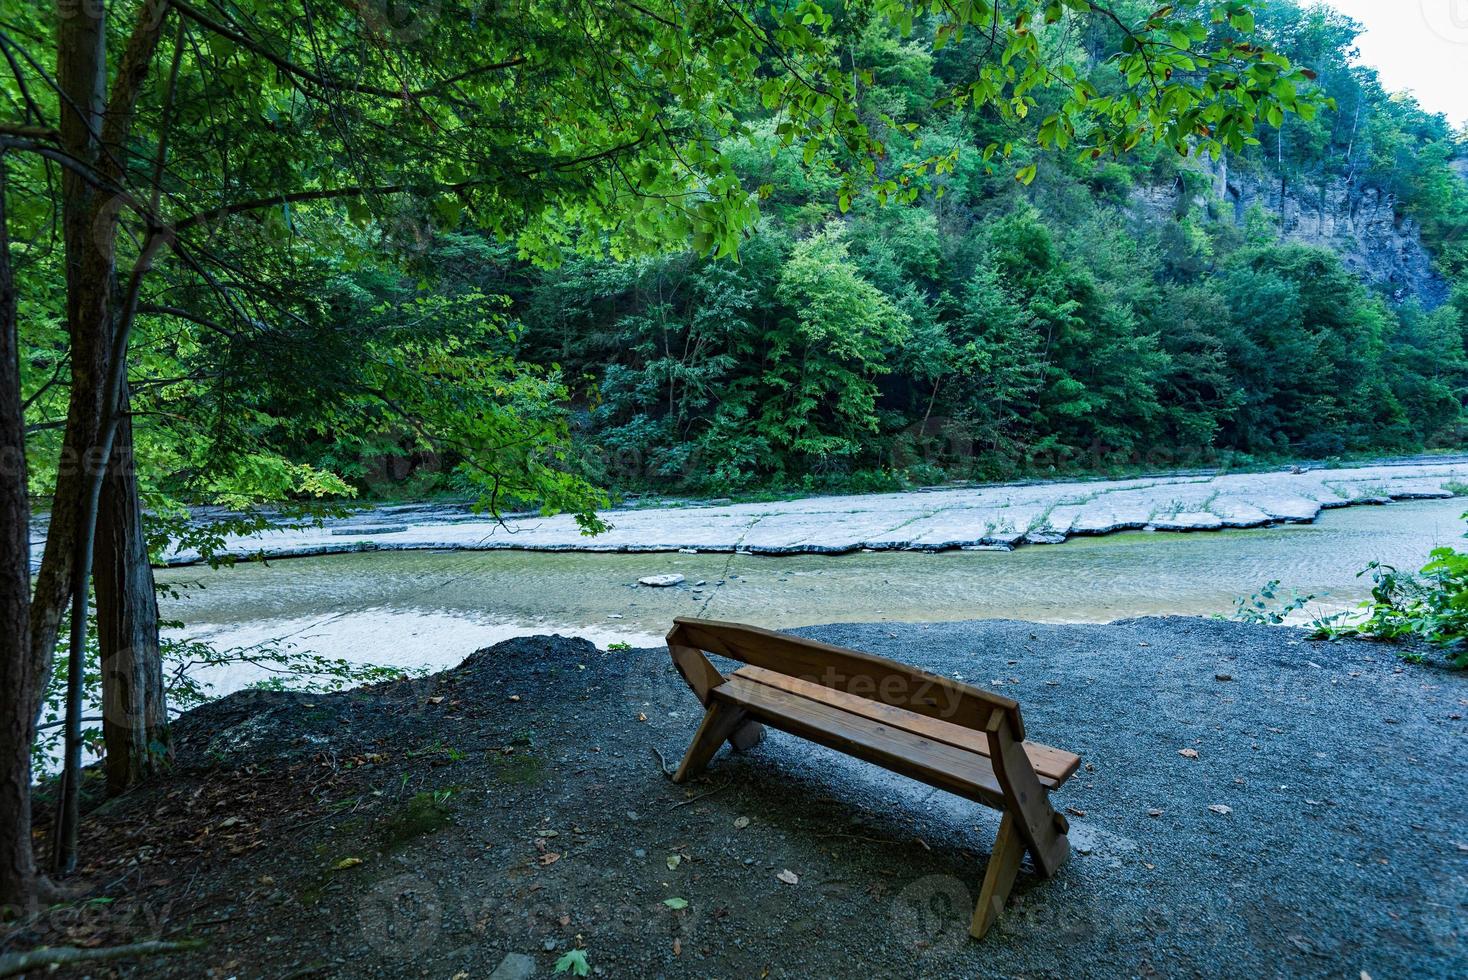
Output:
[148, 459, 1468, 566]
[15, 618, 1464, 978]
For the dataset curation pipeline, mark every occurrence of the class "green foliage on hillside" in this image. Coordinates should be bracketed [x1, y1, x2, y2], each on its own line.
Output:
[467, 1, 1468, 494]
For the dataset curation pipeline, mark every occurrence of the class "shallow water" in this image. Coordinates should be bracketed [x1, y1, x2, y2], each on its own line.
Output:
[159, 497, 1466, 672]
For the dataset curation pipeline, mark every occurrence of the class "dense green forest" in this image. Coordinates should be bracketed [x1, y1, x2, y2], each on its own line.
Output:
[304, 1, 1467, 497]
[489, 1, 1468, 493]
[17, 3, 1465, 518]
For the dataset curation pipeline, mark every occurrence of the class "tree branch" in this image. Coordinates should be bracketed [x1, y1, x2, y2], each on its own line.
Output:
[0, 940, 202, 978]
[170, 0, 523, 100]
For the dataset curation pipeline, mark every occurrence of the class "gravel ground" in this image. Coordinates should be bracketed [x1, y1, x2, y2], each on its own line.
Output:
[14, 618, 1465, 978]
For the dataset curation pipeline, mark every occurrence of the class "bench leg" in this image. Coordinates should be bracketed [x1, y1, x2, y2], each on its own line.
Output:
[969, 812, 1024, 940]
[674, 701, 749, 782]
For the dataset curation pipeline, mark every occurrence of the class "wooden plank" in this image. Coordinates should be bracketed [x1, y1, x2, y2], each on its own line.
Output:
[713, 676, 1006, 808]
[733, 666, 1080, 788]
[666, 624, 726, 705]
[675, 617, 1025, 740]
[970, 812, 1023, 940]
[986, 712, 1070, 878]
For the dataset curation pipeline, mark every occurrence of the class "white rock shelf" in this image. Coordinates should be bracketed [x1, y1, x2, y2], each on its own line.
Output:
[139, 459, 1468, 566]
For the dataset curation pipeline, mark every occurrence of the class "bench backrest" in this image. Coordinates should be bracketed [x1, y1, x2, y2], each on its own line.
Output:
[668, 617, 1026, 739]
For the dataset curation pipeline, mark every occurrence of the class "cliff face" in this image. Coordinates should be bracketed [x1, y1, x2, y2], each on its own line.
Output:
[1135, 154, 1455, 308]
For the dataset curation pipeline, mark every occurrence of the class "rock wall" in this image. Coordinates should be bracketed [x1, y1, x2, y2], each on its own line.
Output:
[1134, 154, 1455, 308]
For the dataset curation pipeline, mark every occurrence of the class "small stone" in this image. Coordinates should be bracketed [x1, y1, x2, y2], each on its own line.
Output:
[638, 574, 686, 587]
[1208, 804, 1232, 816]
[542, 938, 559, 952]
[1147, 809, 1163, 817]
[633, 848, 646, 858]
[1215, 673, 1233, 682]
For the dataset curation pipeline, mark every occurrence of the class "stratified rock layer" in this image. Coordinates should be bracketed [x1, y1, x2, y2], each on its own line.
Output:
[135, 459, 1468, 566]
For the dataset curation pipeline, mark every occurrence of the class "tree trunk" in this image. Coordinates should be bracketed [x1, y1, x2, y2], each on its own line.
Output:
[43, 0, 115, 876]
[37, 0, 171, 871]
[94, 394, 168, 796]
[0, 154, 41, 917]
[28, 0, 111, 712]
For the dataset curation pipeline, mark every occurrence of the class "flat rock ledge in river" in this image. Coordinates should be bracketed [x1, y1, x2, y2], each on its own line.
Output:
[141, 458, 1468, 566]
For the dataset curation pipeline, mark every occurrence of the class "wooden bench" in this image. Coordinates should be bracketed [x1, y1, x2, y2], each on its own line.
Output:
[666, 617, 1080, 939]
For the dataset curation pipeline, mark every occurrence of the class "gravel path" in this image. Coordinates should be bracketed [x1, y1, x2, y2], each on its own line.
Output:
[35, 617, 1464, 978]
[144, 459, 1468, 566]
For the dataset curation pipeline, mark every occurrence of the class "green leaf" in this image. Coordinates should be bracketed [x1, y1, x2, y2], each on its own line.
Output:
[554, 950, 591, 977]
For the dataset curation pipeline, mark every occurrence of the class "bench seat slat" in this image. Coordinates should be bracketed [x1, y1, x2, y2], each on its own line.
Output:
[732, 666, 1080, 789]
[713, 675, 1008, 809]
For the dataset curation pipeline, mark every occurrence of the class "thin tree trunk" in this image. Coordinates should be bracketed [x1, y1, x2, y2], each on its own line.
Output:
[94, 395, 167, 796]
[44, 0, 171, 872]
[27, 0, 111, 714]
[45, 0, 113, 877]
[0, 153, 41, 917]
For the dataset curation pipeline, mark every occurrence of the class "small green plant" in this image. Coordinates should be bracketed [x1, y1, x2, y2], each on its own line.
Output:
[1233, 581, 1319, 626]
[554, 949, 591, 977]
[1320, 552, 1468, 668]
[1243, 512, 1468, 670]
[377, 789, 455, 847]
[606, 641, 632, 652]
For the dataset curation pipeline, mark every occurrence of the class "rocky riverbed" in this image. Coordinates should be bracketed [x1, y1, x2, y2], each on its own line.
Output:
[142, 458, 1468, 566]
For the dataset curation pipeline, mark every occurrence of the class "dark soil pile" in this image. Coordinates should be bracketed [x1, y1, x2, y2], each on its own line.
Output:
[5, 619, 1465, 978]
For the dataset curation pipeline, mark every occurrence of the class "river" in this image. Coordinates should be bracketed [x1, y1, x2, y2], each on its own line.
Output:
[158, 496, 1466, 677]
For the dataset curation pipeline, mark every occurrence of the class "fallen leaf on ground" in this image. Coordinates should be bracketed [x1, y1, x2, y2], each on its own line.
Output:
[664, 897, 688, 910]
[538, 852, 561, 866]
[1065, 806, 1086, 818]
[1208, 804, 1232, 815]
[637, 713, 647, 722]
[554, 950, 590, 977]
[333, 857, 362, 870]
[734, 816, 750, 829]
[776, 869, 799, 885]
[673, 938, 682, 956]
[1178, 748, 1199, 759]
[666, 855, 681, 870]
